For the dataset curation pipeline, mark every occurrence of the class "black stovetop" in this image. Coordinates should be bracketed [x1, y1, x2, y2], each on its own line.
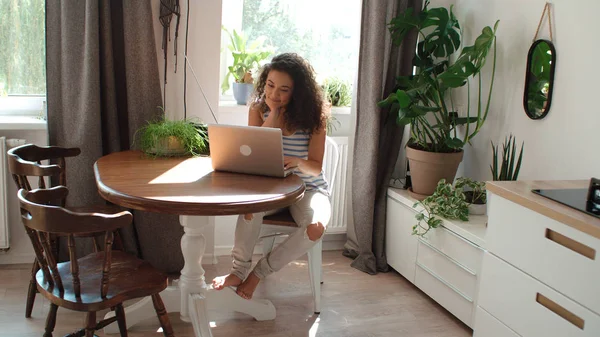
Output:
[532, 187, 600, 219]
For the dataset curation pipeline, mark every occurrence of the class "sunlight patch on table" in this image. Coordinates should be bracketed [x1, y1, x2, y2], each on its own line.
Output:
[149, 158, 213, 184]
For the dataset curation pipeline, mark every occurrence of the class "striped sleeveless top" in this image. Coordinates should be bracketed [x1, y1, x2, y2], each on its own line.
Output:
[263, 111, 329, 195]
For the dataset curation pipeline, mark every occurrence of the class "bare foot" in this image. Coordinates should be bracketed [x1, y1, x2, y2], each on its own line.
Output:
[212, 274, 242, 290]
[236, 272, 261, 299]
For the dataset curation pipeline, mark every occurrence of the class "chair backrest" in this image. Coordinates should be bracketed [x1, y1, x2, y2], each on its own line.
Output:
[7, 144, 81, 195]
[18, 187, 132, 299]
[324, 136, 341, 195]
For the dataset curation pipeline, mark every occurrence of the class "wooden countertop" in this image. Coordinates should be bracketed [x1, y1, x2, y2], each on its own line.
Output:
[486, 180, 600, 240]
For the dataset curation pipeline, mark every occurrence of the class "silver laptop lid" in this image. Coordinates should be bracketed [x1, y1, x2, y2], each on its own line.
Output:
[208, 124, 289, 178]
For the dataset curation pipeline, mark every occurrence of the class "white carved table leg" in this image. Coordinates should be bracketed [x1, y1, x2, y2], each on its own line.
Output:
[104, 215, 276, 336]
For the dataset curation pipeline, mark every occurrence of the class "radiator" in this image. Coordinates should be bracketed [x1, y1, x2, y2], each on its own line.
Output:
[324, 136, 348, 234]
[0, 137, 26, 250]
[0, 137, 10, 249]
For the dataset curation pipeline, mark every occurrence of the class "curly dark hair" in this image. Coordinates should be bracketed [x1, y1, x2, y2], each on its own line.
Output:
[251, 53, 326, 135]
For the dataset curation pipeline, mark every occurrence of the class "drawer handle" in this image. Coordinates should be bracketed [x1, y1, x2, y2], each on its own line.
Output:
[536, 293, 585, 330]
[545, 229, 596, 260]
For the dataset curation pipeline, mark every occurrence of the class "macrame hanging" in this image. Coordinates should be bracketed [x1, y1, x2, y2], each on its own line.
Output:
[532, 2, 553, 42]
[159, 0, 181, 107]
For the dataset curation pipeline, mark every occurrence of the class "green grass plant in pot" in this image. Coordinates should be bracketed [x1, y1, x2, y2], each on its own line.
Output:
[378, 1, 499, 200]
[221, 27, 274, 105]
[135, 115, 209, 157]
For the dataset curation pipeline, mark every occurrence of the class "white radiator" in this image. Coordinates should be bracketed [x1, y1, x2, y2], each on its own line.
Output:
[324, 136, 348, 234]
[0, 137, 10, 249]
[0, 137, 26, 250]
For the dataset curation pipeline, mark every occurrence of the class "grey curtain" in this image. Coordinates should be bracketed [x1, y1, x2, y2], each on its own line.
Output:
[343, 0, 422, 274]
[46, 0, 184, 273]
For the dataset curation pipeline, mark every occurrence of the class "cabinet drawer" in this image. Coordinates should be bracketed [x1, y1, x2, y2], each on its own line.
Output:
[474, 306, 521, 337]
[479, 253, 600, 337]
[415, 263, 474, 327]
[386, 197, 418, 283]
[421, 223, 483, 274]
[487, 194, 600, 315]
[416, 239, 478, 300]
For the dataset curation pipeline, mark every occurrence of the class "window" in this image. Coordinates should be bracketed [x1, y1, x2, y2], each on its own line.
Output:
[0, 0, 46, 116]
[220, 0, 361, 100]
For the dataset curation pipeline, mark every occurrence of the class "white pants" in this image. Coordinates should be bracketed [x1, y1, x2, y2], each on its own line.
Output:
[230, 190, 331, 280]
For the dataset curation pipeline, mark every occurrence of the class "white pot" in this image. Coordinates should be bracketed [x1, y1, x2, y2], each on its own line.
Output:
[468, 203, 487, 216]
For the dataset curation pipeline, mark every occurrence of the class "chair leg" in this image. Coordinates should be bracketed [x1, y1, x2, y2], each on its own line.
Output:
[43, 303, 58, 337]
[307, 240, 323, 314]
[152, 293, 174, 337]
[115, 303, 128, 337]
[26, 259, 39, 318]
[262, 236, 276, 257]
[85, 311, 96, 337]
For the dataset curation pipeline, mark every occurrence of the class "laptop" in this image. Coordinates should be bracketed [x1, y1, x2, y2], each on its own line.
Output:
[207, 124, 294, 178]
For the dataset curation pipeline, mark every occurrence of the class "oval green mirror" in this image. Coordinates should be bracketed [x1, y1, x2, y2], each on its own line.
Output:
[524, 39, 556, 119]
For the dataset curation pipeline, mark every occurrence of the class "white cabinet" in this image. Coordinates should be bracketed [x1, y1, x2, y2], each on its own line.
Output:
[386, 196, 418, 283]
[476, 182, 600, 337]
[386, 188, 487, 328]
[486, 194, 600, 315]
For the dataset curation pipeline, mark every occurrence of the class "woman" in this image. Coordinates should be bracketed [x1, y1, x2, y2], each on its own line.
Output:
[212, 53, 332, 300]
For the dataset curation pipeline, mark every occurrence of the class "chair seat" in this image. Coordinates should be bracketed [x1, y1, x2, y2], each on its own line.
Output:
[262, 209, 298, 227]
[36, 251, 168, 312]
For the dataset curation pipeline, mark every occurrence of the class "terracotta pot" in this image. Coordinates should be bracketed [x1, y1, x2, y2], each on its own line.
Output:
[406, 145, 463, 200]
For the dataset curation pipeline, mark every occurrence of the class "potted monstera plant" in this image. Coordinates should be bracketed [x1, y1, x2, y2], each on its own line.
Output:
[378, 1, 499, 200]
[221, 27, 273, 105]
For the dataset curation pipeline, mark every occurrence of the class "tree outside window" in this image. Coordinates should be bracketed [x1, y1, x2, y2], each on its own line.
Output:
[0, 0, 46, 96]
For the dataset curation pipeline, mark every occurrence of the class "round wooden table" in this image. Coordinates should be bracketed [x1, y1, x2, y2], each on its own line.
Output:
[94, 150, 305, 337]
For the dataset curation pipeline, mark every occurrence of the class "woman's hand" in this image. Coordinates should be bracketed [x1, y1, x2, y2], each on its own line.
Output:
[284, 156, 302, 170]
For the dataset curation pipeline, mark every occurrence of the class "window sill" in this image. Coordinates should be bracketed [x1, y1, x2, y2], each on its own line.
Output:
[218, 100, 352, 115]
[0, 116, 47, 130]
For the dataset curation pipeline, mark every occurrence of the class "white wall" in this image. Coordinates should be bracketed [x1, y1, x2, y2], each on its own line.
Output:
[0, 129, 47, 264]
[425, 0, 600, 181]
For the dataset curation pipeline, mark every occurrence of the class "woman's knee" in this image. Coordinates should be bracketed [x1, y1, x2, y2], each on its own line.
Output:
[243, 213, 254, 221]
[306, 222, 325, 241]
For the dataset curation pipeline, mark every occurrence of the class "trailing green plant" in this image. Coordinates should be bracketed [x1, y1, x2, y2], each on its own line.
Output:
[321, 77, 352, 107]
[412, 179, 469, 237]
[378, 1, 499, 153]
[134, 114, 209, 157]
[221, 27, 274, 94]
[326, 114, 340, 136]
[491, 134, 524, 181]
[455, 177, 486, 204]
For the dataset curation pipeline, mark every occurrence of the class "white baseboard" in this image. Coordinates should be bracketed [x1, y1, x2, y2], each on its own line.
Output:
[0, 252, 36, 265]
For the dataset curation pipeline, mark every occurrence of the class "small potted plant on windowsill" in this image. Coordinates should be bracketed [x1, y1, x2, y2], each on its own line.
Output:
[221, 27, 274, 105]
[322, 77, 352, 108]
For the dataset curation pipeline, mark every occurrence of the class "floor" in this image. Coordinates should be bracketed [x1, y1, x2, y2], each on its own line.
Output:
[0, 251, 472, 337]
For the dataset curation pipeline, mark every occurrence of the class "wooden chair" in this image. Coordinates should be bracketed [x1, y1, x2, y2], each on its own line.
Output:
[7, 144, 124, 318]
[18, 186, 174, 337]
[259, 136, 340, 314]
